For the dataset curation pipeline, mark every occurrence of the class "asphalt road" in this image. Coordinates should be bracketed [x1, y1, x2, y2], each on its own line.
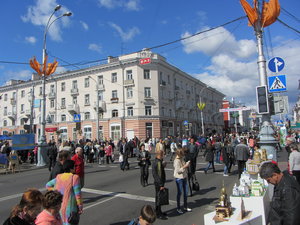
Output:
[0, 151, 253, 225]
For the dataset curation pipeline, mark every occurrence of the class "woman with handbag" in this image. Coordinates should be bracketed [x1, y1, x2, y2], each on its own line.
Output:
[173, 148, 192, 214]
[46, 160, 83, 225]
[137, 144, 151, 187]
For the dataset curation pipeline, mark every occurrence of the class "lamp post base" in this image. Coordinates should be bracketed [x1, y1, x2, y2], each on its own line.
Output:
[258, 121, 278, 161]
[36, 136, 48, 167]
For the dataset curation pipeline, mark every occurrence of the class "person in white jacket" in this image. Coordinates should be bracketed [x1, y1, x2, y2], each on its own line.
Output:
[173, 148, 192, 214]
[289, 143, 300, 185]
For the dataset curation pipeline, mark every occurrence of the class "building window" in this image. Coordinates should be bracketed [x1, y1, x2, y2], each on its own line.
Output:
[4, 107, 7, 116]
[61, 98, 66, 108]
[50, 100, 55, 108]
[3, 120, 7, 127]
[20, 118, 26, 125]
[161, 107, 165, 116]
[50, 84, 55, 93]
[72, 80, 78, 89]
[84, 126, 92, 139]
[85, 94, 90, 105]
[110, 125, 121, 141]
[127, 87, 133, 99]
[111, 72, 117, 83]
[98, 91, 103, 101]
[84, 77, 90, 88]
[144, 87, 151, 98]
[61, 114, 66, 122]
[98, 75, 103, 85]
[21, 104, 24, 112]
[145, 122, 153, 138]
[126, 70, 133, 80]
[61, 82, 65, 92]
[168, 75, 170, 84]
[21, 90, 25, 98]
[145, 106, 152, 116]
[84, 112, 90, 120]
[112, 90, 118, 99]
[4, 94, 7, 101]
[169, 109, 172, 117]
[127, 107, 133, 116]
[112, 109, 118, 118]
[39, 87, 43, 95]
[50, 115, 55, 123]
[73, 96, 77, 104]
[59, 127, 68, 141]
[144, 69, 150, 79]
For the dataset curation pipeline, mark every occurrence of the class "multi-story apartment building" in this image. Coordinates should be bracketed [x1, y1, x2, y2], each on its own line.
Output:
[0, 50, 224, 142]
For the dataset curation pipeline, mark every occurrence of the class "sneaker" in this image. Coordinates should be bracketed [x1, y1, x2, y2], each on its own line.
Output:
[184, 207, 192, 212]
[223, 174, 229, 176]
[177, 209, 184, 214]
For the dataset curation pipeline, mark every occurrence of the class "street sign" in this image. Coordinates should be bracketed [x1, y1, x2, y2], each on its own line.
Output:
[139, 58, 151, 65]
[73, 114, 81, 122]
[183, 120, 188, 126]
[219, 106, 250, 112]
[268, 75, 287, 92]
[268, 57, 285, 73]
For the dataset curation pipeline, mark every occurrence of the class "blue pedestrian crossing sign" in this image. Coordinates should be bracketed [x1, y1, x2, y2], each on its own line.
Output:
[268, 75, 287, 93]
[73, 114, 81, 122]
[268, 57, 285, 73]
[183, 120, 188, 126]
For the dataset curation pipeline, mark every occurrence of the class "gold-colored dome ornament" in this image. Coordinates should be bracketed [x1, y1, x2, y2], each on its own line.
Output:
[261, 149, 267, 161]
[253, 151, 261, 163]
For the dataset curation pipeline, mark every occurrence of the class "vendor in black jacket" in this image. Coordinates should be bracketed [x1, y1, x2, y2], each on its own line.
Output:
[259, 162, 300, 225]
[152, 150, 167, 219]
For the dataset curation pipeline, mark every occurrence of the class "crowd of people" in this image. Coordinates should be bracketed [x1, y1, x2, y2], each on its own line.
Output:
[2, 130, 300, 224]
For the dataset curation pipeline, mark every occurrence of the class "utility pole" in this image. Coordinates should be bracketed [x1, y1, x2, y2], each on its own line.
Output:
[29, 81, 35, 134]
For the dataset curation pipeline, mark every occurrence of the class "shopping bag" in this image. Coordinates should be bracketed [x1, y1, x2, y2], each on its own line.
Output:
[119, 154, 124, 162]
[192, 181, 200, 191]
[158, 188, 169, 205]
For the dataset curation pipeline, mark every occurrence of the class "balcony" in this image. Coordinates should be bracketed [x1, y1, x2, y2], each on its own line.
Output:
[48, 92, 56, 99]
[111, 98, 119, 103]
[94, 101, 106, 112]
[124, 79, 134, 86]
[175, 85, 180, 91]
[71, 88, 79, 96]
[25, 109, 32, 117]
[7, 111, 17, 120]
[98, 84, 105, 91]
[10, 98, 16, 105]
[68, 104, 79, 114]
[160, 80, 166, 87]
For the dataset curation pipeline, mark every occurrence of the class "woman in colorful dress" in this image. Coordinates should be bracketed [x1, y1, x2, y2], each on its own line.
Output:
[46, 160, 83, 225]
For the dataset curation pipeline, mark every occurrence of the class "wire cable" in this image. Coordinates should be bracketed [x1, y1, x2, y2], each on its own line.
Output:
[281, 7, 300, 24]
[277, 18, 300, 35]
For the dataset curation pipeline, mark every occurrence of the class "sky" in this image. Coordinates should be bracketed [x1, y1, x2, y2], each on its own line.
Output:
[0, 0, 299, 117]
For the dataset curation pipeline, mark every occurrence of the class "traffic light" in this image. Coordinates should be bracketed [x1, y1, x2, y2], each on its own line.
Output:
[268, 94, 275, 116]
[256, 86, 269, 114]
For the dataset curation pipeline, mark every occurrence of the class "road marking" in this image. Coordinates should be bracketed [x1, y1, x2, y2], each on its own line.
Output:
[0, 188, 46, 202]
[84, 196, 118, 210]
[82, 187, 176, 206]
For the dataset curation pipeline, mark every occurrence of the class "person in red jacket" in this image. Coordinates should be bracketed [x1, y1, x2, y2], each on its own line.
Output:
[72, 147, 85, 189]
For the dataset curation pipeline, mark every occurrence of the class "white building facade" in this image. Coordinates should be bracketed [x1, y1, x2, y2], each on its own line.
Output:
[0, 50, 225, 141]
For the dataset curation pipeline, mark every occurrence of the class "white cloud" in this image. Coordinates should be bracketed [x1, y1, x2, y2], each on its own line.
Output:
[182, 26, 256, 58]
[182, 26, 300, 108]
[109, 22, 140, 42]
[21, 0, 71, 41]
[25, 36, 37, 44]
[6, 70, 33, 80]
[98, 0, 141, 11]
[88, 43, 102, 53]
[80, 21, 89, 31]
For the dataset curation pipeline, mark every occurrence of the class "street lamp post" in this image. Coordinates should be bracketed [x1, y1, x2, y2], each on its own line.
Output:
[89, 76, 100, 141]
[199, 85, 209, 135]
[37, 5, 72, 166]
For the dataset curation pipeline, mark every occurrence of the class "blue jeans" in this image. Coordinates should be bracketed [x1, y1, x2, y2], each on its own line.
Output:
[224, 165, 228, 174]
[205, 161, 215, 171]
[215, 150, 220, 163]
[175, 178, 188, 209]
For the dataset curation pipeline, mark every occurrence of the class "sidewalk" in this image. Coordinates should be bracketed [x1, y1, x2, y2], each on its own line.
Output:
[0, 162, 44, 175]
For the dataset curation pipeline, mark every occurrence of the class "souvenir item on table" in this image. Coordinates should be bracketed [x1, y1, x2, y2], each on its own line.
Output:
[252, 151, 261, 163]
[213, 182, 232, 222]
[240, 169, 251, 187]
[232, 183, 239, 197]
[250, 180, 264, 196]
[261, 149, 267, 161]
[238, 180, 250, 197]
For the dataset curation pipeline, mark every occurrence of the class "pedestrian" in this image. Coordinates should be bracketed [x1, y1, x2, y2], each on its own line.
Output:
[186, 137, 199, 191]
[127, 205, 156, 225]
[259, 162, 300, 225]
[8, 150, 19, 173]
[104, 141, 113, 164]
[3, 188, 44, 225]
[222, 140, 234, 176]
[137, 144, 151, 187]
[173, 148, 192, 214]
[49, 150, 71, 181]
[289, 143, 300, 185]
[155, 138, 165, 155]
[203, 140, 216, 174]
[46, 160, 83, 225]
[47, 140, 58, 171]
[152, 150, 168, 219]
[35, 190, 63, 225]
[235, 139, 250, 179]
[71, 147, 85, 189]
[170, 139, 177, 161]
[213, 137, 222, 164]
[98, 145, 105, 165]
[120, 138, 130, 171]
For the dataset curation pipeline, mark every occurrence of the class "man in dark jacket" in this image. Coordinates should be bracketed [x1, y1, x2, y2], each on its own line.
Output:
[152, 150, 167, 219]
[48, 150, 70, 181]
[47, 141, 58, 171]
[234, 139, 250, 179]
[186, 137, 199, 196]
[120, 138, 130, 170]
[259, 162, 300, 225]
